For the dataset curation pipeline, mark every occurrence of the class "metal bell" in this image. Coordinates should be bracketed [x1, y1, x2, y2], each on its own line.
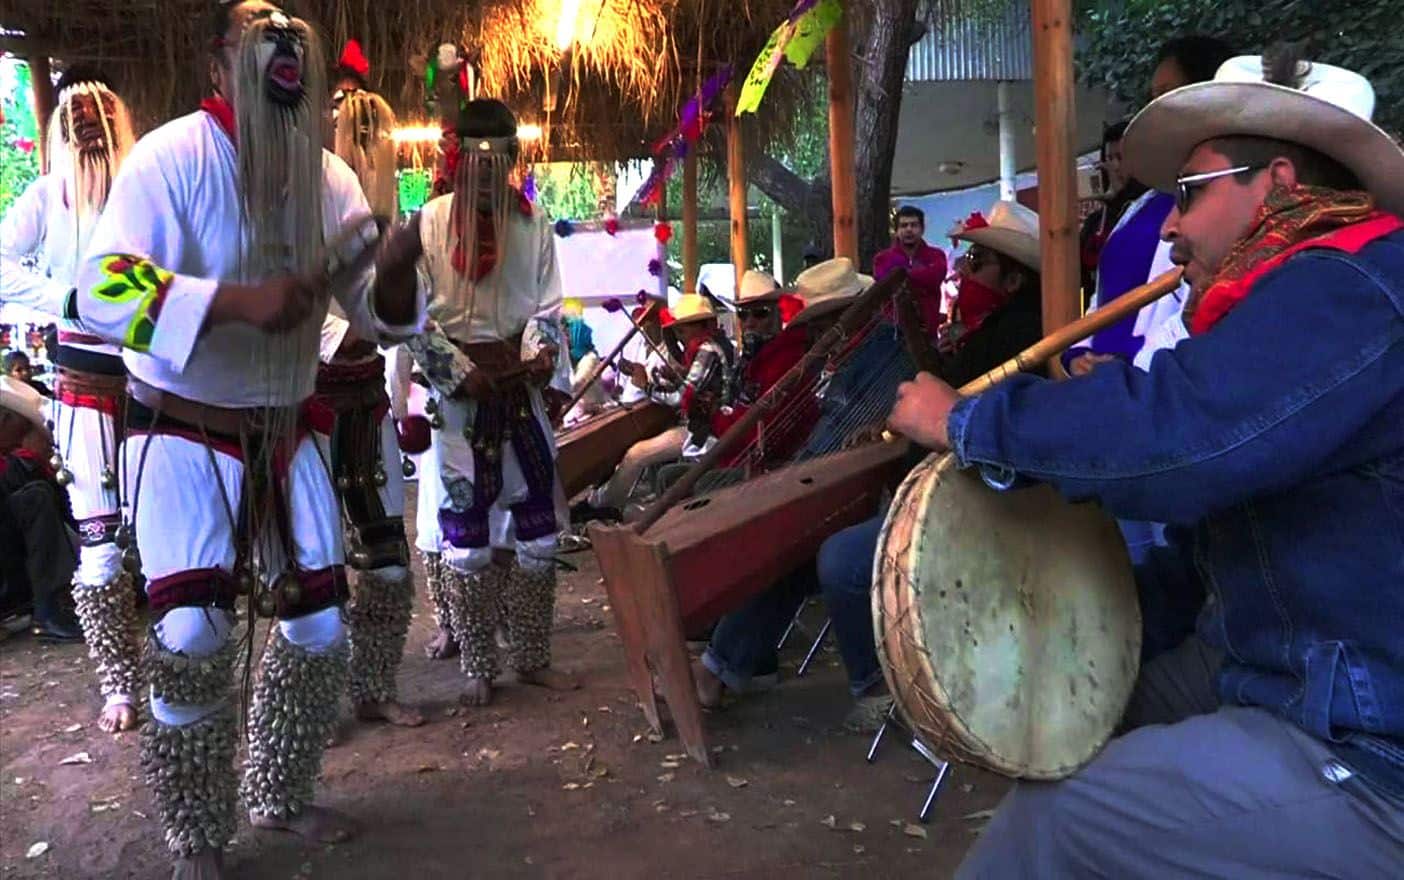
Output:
[48, 453, 64, 471]
[256, 592, 278, 618]
[336, 475, 351, 491]
[372, 467, 387, 487]
[429, 413, 444, 429]
[236, 571, 255, 596]
[348, 548, 372, 569]
[121, 548, 142, 574]
[274, 572, 302, 607]
[401, 457, 416, 478]
[100, 467, 118, 490]
[55, 468, 73, 487]
[424, 397, 438, 415]
[114, 524, 132, 550]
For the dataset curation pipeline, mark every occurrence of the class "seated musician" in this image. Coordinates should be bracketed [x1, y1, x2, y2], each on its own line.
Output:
[562, 311, 610, 423]
[575, 294, 733, 520]
[616, 294, 676, 406]
[888, 53, 1404, 875]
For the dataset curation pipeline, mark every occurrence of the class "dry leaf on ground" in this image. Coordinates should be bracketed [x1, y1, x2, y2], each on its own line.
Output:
[26, 842, 49, 859]
[59, 751, 93, 765]
[903, 823, 928, 839]
[726, 776, 748, 788]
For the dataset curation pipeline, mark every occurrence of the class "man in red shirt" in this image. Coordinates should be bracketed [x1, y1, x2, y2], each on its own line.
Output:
[872, 205, 948, 337]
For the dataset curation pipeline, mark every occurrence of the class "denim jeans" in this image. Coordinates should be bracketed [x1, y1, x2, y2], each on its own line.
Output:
[701, 562, 817, 692]
[816, 513, 885, 697]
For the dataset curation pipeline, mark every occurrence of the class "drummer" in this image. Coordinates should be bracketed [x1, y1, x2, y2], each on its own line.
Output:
[889, 51, 1404, 875]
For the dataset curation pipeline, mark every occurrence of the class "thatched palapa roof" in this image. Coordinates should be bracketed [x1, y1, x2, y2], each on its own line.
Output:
[0, 0, 813, 163]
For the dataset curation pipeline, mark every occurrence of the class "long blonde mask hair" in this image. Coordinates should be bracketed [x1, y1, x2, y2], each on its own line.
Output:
[334, 89, 398, 220]
[46, 81, 135, 261]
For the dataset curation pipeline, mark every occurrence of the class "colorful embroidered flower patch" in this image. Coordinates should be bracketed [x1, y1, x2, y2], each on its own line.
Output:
[92, 254, 173, 352]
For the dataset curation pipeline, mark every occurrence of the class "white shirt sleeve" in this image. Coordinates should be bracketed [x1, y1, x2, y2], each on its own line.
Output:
[1, 177, 71, 317]
[76, 143, 219, 371]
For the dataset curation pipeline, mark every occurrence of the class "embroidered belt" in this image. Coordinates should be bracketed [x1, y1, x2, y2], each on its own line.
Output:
[452, 334, 524, 371]
[315, 354, 387, 412]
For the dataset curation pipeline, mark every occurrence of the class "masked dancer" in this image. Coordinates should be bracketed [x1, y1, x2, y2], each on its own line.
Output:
[0, 67, 141, 730]
[407, 99, 578, 707]
[314, 40, 424, 728]
[75, 3, 423, 877]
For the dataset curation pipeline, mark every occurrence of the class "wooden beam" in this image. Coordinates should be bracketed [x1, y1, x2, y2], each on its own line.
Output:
[826, 6, 858, 265]
[682, 150, 699, 294]
[1031, 0, 1080, 333]
[725, 83, 749, 293]
[30, 55, 55, 175]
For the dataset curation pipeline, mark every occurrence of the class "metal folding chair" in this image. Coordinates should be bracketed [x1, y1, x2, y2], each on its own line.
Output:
[775, 599, 831, 677]
[866, 704, 952, 823]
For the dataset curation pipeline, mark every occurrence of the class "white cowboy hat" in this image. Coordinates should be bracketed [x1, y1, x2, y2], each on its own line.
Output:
[1124, 55, 1404, 215]
[790, 258, 873, 325]
[669, 292, 718, 325]
[0, 376, 49, 435]
[949, 200, 1041, 271]
[735, 269, 783, 306]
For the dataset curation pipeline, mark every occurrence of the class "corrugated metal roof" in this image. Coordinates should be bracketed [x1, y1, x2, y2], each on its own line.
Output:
[906, 0, 1033, 82]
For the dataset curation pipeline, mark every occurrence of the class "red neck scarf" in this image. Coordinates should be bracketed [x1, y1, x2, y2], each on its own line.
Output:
[1190, 185, 1404, 334]
[200, 95, 237, 142]
[954, 274, 1011, 334]
[449, 190, 534, 280]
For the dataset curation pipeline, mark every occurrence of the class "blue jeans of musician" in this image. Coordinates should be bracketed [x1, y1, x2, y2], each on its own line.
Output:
[701, 564, 816, 693]
[816, 513, 885, 697]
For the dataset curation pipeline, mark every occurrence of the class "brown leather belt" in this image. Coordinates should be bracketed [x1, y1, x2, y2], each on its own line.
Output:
[128, 377, 299, 437]
[57, 367, 127, 399]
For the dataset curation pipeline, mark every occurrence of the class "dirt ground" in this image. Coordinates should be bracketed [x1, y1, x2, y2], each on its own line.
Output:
[0, 484, 1009, 879]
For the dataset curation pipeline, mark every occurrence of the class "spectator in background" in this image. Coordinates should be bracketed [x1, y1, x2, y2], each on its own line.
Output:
[873, 205, 948, 339]
[3, 350, 50, 398]
[1079, 121, 1147, 301]
[0, 376, 81, 641]
[1150, 34, 1238, 99]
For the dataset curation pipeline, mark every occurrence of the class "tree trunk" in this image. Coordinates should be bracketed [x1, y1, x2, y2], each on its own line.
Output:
[851, 0, 921, 270]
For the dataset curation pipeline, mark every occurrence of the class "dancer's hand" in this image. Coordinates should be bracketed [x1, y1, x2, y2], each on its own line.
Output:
[453, 369, 496, 401]
[208, 274, 321, 333]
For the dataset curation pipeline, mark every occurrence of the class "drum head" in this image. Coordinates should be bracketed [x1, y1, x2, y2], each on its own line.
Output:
[874, 453, 1140, 779]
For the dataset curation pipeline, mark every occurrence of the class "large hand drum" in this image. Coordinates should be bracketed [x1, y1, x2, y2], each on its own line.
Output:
[873, 453, 1141, 779]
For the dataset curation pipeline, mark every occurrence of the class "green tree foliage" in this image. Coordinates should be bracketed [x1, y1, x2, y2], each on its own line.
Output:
[1, 59, 41, 219]
[1077, 0, 1403, 136]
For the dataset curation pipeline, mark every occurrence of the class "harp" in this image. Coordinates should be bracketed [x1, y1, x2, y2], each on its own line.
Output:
[556, 401, 677, 498]
[589, 269, 925, 765]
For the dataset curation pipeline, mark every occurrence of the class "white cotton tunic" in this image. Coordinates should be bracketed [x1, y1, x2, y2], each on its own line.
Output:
[1, 174, 120, 358]
[76, 111, 420, 407]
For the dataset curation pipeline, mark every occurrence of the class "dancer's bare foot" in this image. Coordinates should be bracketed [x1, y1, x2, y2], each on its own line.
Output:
[691, 659, 725, 709]
[355, 700, 425, 727]
[249, 804, 357, 844]
[460, 677, 493, 707]
[99, 702, 138, 734]
[424, 626, 459, 660]
[518, 667, 580, 691]
[171, 848, 223, 879]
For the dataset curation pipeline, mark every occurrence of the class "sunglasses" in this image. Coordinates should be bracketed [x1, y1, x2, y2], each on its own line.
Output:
[1175, 165, 1264, 213]
[959, 246, 996, 273]
[737, 305, 775, 320]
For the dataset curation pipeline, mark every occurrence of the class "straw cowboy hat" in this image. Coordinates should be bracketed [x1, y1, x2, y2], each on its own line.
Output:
[1124, 55, 1404, 215]
[669, 292, 718, 325]
[0, 376, 50, 437]
[949, 200, 1041, 271]
[790, 258, 874, 326]
[735, 269, 784, 306]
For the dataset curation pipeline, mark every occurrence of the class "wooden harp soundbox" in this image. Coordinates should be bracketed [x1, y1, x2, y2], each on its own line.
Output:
[589, 270, 918, 766]
[555, 402, 677, 499]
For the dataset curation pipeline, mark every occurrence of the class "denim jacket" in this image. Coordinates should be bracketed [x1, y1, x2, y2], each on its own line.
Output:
[947, 231, 1404, 796]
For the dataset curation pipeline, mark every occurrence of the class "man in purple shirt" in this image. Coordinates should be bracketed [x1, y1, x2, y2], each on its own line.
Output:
[872, 205, 948, 337]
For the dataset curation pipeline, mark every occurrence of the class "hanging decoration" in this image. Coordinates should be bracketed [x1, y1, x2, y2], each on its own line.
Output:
[554, 218, 576, 237]
[522, 169, 538, 203]
[647, 258, 663, 277]
[653, 222, 673, 244]
[635, 65, 734, 209]
[736, 0, 842, 116]
[603, 216, 621, 236]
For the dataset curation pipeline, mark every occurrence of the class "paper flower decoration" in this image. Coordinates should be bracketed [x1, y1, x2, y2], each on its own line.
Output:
[554, 218, 575, 237]
[647, 258, 663, 277]
[636, 289, 652, 304]
[601, 297, 625, 313]
[736, 0, 842, 115]
[14, 137, 34, 153]
[603, 216, 621, 236]
[653, 223, 673, 244]
[522, 170, 537, 202]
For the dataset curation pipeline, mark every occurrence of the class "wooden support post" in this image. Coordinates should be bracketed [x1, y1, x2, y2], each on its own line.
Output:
[1031, 0, 1080, 333]
[826, 8, 858, 265]
[30, 55, 56, 174]
[725, 84, 748, 293]
[683, 150, 700, 295]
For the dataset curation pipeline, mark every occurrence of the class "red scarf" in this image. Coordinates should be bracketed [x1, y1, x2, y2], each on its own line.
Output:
[1190, 186, 1404, 335]
[449, 190, 534, 280]
[200, 95, 237, 142]
[953, 274, 1010, 334]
